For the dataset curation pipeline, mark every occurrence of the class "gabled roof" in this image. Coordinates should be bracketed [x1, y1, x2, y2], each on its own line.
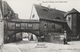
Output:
[3, 1, 14, 13]
[64, 8, 80, 17]
[68, 8, 79, 14]
[3, 1, 19, 19]
[34, 4, 66, 22]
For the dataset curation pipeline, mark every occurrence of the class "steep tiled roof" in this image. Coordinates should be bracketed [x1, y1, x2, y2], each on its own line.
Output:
[34, 4, 66, 22]
[68, 8, 79, 14]
[64, 8, 80, 17]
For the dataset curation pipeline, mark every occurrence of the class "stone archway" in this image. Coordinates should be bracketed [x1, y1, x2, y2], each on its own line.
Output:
[22, 32, 38, 42]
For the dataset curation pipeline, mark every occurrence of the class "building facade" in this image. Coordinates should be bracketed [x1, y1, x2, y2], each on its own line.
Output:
[65, 8, 80, 41]
[30, 4, 66, 43]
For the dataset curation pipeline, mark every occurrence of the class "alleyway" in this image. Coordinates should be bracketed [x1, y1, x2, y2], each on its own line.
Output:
[1, 40, 80, 52]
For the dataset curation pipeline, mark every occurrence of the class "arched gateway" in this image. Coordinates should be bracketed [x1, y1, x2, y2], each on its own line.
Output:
[4, 19, 40, 43]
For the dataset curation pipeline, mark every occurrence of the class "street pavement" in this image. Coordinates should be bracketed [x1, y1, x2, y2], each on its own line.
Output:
[0, 41, 80, 52]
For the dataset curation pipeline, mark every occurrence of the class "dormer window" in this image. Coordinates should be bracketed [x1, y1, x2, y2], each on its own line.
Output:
[42, 9, 48, 12]
[55, 17, 61, 19]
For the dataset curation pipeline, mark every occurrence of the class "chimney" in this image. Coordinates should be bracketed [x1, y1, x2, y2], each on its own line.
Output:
[54, 8, 56, 10]
[48, 5, 50, 9]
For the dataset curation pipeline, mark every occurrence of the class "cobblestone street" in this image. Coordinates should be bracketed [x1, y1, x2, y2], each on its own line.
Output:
[0, 40, 80, 52]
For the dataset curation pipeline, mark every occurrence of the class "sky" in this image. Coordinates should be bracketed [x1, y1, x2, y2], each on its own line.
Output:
[3, 0, 80, 19]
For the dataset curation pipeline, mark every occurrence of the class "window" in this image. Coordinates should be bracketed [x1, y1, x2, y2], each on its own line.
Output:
[48, 33, 51, 35]
[33, 24, 39, 30]
[44, 23, 47, 28]
[28, 24, 32, 29]
[55, 17, 61, 19]
[25, 23, 28, 29]
[16, 23, 20, 27]
[8, 11, 12, 17]
[8, 22, 15, 30]
[28, 24, 32, 27]
[52, 23, 55, 29]
[16, 23, 20, 30]
[68, 17, 71, 21]
[32, 14, 35, 18]
[67, 15, 72, 21]
[21, 23, 26, 29]
[42, 9, 48, 12]
[52, 24, 55, 29]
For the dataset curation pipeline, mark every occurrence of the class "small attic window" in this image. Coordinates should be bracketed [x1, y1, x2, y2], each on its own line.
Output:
[55, 17, 61, 19]
[42, 9, 48, 12]
[32, 14, 35, 18]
